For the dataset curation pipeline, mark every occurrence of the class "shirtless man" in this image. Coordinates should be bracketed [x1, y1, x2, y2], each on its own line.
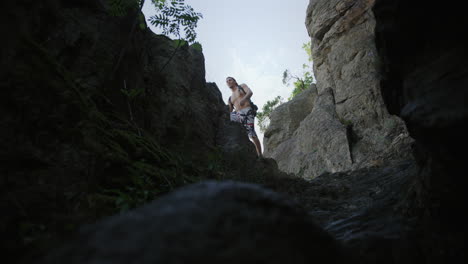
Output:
[226, 76, 262, 157]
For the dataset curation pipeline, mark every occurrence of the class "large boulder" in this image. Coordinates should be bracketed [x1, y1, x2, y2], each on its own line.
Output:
[265, 87, 352, 178]
[44, 181, 349, 264]
[263, 84, 318, 154]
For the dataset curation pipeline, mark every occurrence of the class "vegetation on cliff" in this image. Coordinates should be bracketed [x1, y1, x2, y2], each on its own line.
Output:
[257, 41, 314, 133]
[282, 41, 314, 100]
[108, 0, 202, 42]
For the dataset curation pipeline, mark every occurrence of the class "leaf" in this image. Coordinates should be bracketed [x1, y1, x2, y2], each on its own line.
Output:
[120, 89, 130, 97]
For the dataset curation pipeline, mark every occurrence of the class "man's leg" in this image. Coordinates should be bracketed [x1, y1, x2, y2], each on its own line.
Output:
[250, 136, 262, 157]
[244, 111, 262, 157]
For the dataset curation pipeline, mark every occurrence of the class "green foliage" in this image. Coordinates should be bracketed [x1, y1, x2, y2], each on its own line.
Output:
[149, 0, 203, 43]
[190, 41, 203, 52]
[302, 41, 312, 62]
[85, 107, 229, 213]
[282, 69, 314, 101]
[107, 0, 140, 17]
[282, 41, 314, 100]
[120, 86, 145, 99]
[256, 96, 283, 133]
[284, 70, 314, 100]
[107, 0, 203, 43]
[172, 39, 188, 47]
[256, 41, 314, 132]
[25, 39, 223, 214]
[83, 110, 195, 212]
[138, 13, 147, 29]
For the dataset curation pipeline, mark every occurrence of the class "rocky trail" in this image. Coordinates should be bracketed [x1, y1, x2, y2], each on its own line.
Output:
[260, 158, 419, 262]
[2, 0, 467, 263]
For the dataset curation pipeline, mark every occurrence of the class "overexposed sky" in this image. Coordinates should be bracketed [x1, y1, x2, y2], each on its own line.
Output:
[142, 0, 312, 146]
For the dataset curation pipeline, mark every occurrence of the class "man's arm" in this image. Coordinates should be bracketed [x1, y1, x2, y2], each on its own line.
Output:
[227, 97, 233, 112]
[239, 84, 253, 105]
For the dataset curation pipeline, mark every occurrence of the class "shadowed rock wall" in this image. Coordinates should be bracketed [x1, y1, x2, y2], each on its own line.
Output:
[0, 1, 287, 262]
[374, 1, 468, 262]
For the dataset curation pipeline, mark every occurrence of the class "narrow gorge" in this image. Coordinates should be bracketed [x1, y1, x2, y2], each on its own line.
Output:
[1, 0, 466, 263]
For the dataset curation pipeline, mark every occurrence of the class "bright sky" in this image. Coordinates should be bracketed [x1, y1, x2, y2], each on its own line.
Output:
[142, 0, 312, 147]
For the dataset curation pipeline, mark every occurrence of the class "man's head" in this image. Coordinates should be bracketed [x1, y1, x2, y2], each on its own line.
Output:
[226, 76, 238, 89]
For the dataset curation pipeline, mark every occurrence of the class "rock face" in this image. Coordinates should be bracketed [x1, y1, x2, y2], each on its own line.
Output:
[0, 1, 285, 262]
[265, 0, 468, 262]
[264, 0, 412, 177]
[264, 86, 318, 154]
[264, 86, 352, 177]
[44, 181, 349, 264]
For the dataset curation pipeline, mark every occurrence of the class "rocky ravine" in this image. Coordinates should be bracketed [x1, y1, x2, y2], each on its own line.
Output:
[2, 0, 467, 264]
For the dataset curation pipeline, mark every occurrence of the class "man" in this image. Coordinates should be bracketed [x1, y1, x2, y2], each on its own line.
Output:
[226, 76, 262, 157]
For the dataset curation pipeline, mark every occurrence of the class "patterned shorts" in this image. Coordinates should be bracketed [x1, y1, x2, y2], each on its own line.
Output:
[230, 107, 258, 139]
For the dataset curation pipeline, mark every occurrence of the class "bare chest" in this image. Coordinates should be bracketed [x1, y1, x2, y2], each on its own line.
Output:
[231, 90, 244, 104]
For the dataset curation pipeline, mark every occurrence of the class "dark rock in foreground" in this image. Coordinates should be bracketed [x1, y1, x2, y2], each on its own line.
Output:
[44, 181, 349, 264]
